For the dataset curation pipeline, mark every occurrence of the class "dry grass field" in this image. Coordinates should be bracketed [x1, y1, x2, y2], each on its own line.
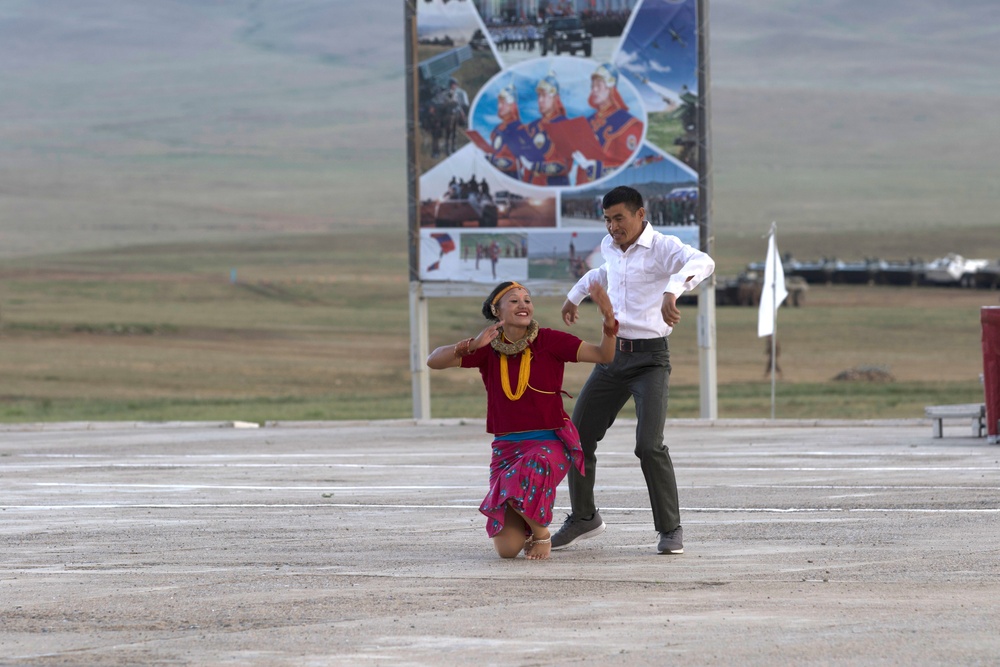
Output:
[1, 1, 998, 422]
[0, 229, 994, 422]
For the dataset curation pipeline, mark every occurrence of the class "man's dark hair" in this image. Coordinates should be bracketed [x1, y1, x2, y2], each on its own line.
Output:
[602, 185, 643, 213]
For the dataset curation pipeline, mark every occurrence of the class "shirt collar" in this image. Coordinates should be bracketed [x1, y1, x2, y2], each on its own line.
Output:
[619, 221, 654, 253]
[609, 221, 655, 254]
[635, 221, 655, 248]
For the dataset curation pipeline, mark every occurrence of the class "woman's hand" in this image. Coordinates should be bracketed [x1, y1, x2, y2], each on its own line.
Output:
[575, 285, 617, 364]
[427, 320, 502, 370]
[472, 320, 503, 351]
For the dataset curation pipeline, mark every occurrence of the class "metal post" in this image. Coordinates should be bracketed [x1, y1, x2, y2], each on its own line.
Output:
[770, 281, 778, 420]
[696, 0, 717, 419]
[404, 1, 430, 420]
[405, 1, 420, 285]
[698, 286, 718, 419]
[409, 282, 431, 420]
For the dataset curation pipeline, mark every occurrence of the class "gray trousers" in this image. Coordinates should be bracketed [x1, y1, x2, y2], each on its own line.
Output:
[568, 338, 679, 533]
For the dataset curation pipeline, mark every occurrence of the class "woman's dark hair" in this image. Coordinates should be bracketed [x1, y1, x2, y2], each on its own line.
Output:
[602, 185, 643, 213]
[482, 281, 520, 321]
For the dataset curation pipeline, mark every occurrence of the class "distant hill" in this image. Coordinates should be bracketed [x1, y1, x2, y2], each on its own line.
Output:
[711, 0, 1000, 95]
[1, 0, 998, 260]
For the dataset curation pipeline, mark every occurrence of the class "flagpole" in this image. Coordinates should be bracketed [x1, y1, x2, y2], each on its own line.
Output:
[770, 257, 777, 420]
[768, 221, 777, 420]
[758, 221, 785, 420]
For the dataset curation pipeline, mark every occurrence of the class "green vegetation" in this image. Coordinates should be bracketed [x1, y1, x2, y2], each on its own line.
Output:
[1, 230, 993, 424]
[645, 111, 685, 162]
[2, 3, 998, 424]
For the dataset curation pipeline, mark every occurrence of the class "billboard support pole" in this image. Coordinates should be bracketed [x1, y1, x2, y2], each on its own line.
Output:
[405, 1, 430, 420]
[696, 0, 718, 419]
[409, 282, 431, 420]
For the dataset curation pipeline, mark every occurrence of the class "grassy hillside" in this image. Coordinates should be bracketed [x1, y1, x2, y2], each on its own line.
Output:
[0, 1, 997, 422]
[2, 0, 998, 258]
[0, 231, 992, 422]
[0, 1, 407, 258]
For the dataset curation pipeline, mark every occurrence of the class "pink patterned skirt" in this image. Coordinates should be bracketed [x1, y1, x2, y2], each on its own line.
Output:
[479, 419, 585, 537]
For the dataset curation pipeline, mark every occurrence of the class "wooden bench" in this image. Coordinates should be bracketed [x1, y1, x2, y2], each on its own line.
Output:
[924, 403, 986, 438]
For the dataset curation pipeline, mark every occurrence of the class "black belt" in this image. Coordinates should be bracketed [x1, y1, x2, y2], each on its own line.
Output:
[617, 337, 667, 353]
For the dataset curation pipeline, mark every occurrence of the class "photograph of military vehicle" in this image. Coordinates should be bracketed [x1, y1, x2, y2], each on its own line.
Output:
[421, 177, 498, 228]
[540, 15, 592, 56]
[493, 190, 523, 218]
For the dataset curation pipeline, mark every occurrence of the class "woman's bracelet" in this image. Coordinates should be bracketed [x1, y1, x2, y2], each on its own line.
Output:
[603, 319, 619, 337]
[454, 337, 475, 358]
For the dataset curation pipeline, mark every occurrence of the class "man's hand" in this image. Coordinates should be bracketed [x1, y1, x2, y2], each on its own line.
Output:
[561, 299, 579, 326]
[661, 293, 681, 327]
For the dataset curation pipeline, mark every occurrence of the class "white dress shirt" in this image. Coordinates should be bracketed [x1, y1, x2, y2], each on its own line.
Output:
[566, 222, 715, 339]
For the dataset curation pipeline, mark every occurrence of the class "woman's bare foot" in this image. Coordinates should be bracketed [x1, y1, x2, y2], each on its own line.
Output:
[524, 530, 551, 560]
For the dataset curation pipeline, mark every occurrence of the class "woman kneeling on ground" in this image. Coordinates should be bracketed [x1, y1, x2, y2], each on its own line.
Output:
[427, 281, 617, 560]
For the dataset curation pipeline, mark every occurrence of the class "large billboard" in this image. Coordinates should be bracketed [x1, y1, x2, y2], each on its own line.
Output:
[408, 0, 703, 285]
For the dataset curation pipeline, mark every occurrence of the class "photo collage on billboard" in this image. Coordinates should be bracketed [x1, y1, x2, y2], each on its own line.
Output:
[414, 0, 700, 284]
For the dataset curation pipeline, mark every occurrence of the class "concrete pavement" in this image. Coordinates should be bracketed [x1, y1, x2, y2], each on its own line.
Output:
[2, 418, 999, 665]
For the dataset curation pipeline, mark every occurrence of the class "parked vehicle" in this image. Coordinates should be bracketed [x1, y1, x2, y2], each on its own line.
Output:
[922, 253, 989, 287]
[540, 16, 592, 57]
[431, 189, 498, 228]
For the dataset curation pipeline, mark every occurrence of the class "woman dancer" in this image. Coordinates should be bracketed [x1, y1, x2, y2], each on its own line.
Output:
[427, 280, 617, 559]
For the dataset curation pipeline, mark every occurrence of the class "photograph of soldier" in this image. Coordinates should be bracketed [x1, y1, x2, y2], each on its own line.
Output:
[448, 77, 471, 121]
[561, 194, 605, 222]
[571, 63, 644, 183]
[486, 22, 541, 55]
[526, 229, 607, 281]
[486, 83, 525, 179]
[573, 3, 637, 37]
[420, 74, 469, 159]
[520, 71, 573, 186]
[417, 0, 503, 169]
[420, 172, 501, 229]
[476, 0, 639, 67]
[560, 145, 698, 234]
[472, 1, 638, 67]
[418, 144, 557, 232]
[419, 229, 530, 283]
[460, 233, 529, 282]
[659, 186, 698, 226]
[468, 58, 645, 189]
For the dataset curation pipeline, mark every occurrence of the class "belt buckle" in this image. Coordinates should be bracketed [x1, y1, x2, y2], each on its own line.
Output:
[618, 338, 633, 353]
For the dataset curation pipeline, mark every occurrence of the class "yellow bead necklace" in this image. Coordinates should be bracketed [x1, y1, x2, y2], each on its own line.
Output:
[499, 347, 532, 401]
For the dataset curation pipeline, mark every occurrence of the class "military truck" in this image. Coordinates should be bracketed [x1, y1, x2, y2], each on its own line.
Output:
[540, 16, 592, 57]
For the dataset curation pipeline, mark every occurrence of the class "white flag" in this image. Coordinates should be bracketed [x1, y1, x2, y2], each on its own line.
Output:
[757, 227, 788, 337]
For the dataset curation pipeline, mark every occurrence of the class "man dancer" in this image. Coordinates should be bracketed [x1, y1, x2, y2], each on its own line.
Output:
[553, 185, 714, 554]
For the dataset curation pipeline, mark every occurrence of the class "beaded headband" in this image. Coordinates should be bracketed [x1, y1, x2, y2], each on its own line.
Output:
[491, 281, 528, 306]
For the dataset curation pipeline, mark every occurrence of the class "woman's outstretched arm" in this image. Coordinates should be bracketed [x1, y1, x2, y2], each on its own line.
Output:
[426, 321, 503, 369]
